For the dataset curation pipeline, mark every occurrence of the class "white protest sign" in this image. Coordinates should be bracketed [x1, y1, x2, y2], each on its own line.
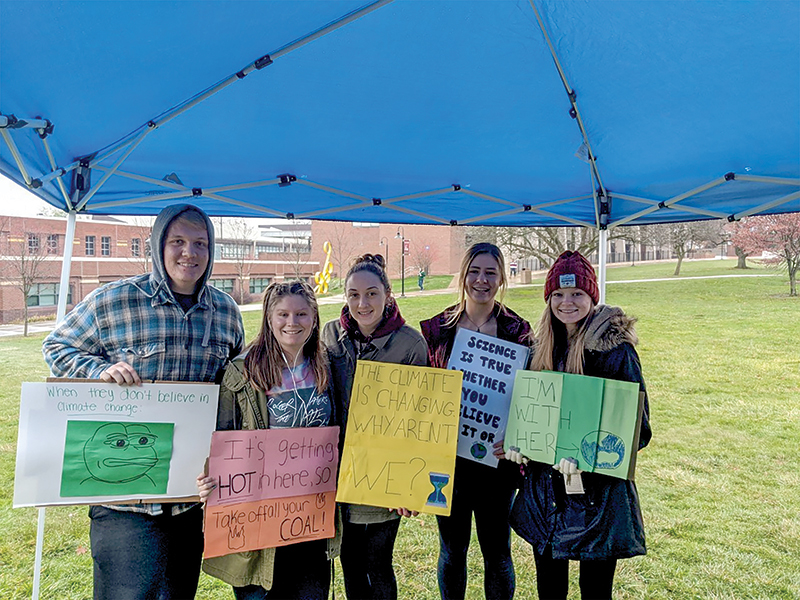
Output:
[447, 329, 530, 467]
[14, 381, 218, 507]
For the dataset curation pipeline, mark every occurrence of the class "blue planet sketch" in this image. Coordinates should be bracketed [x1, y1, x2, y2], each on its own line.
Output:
[470, 442, 488, 460]
[581, 430, 625, 470]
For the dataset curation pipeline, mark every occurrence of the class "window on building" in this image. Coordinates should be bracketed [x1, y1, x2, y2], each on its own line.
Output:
[131, 237, 141, 257]
[249, 277, 271, 294]
[46, 234, 59, 254]
[27, 283, 72, 307]
[27, 234, 40, 255]
[208, 279, 234, 293]
[218, 243, 250, 259]
[101, 236, 111, 256]
[85, 236, 95, 256]
[255, 243, 281, 254]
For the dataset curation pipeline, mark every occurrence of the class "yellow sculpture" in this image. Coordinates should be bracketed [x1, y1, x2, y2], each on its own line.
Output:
[314, 240, 334, 294]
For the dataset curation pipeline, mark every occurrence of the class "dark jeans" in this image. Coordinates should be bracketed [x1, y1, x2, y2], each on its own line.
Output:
[340, 518, 401, 600]
[532, 546, 617, 600]
[88, 504, 203, 600]
[436, 459, 516, 600]
[232, 539, 331, 600]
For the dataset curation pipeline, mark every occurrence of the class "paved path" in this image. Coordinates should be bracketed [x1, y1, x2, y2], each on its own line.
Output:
[1, 272, 779, 339]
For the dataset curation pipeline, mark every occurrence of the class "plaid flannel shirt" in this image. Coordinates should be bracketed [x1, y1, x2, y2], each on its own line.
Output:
[43, 272, 244, 515]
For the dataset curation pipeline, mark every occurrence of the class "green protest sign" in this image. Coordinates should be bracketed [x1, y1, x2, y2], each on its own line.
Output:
[61, 421, 174, 496]
[505, 371, 643, 480]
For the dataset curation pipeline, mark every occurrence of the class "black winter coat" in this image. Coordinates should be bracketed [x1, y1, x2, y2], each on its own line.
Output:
[510, 305, 651, 560]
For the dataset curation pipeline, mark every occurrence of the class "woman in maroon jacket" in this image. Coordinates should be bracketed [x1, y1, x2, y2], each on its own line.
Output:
[420, 242, 531, 600]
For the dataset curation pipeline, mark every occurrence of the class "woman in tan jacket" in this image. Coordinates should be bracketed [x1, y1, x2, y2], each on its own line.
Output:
[322, 254, 427, 600]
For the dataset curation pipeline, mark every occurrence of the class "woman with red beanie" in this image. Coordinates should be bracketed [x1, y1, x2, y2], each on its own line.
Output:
[506, 250, 651, 600]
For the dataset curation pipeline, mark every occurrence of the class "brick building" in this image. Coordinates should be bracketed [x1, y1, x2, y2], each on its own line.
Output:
[310, 221, 466, 282]
[0, 214, 322, 324]
[0, 213, 469, 324]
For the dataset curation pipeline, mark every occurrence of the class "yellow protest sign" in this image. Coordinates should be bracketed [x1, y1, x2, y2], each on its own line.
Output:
[336, 361, 462, 516]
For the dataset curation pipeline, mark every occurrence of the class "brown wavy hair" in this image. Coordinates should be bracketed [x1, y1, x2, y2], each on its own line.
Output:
[243, 280, 328, 394]
[345, 253, 391, 293]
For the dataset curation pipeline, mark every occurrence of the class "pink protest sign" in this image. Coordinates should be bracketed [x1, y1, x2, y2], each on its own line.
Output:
[206, 426, 339, 507]
[204, 491, 336, 558]
[204, 426, 339, 557]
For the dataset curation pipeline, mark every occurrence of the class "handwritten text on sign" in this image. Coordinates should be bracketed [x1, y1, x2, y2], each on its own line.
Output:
[447, 329, 530, 467]
[203, 426, 339, 557]
[14, 381, 218, 508]
[336, 361, 462, 516]
[504, 371, 643, 480]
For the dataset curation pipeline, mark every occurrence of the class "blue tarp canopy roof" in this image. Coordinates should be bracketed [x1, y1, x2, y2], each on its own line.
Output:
[1, 0, 798, 229]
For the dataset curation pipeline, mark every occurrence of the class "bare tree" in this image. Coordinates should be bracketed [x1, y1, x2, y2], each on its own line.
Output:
[410, 239, 439, 276]
[221, 218, 255, 304]
[1, 226, 58, 335]
[279, 222, 313, 281]
[494, 226, 599, 267]
[641, 221, 726, 276]
[614, 225, 644, 266]
[325, 221, 359, 286]
[125, 217, 154, 274]
[36, 205, 67, 218]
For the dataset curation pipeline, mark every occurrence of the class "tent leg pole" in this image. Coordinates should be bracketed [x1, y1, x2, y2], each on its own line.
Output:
[33, 210, 79, 599]
[598, 228, 608, 304]
[32, 508, 46, 600]
[56, 211, 77, 323]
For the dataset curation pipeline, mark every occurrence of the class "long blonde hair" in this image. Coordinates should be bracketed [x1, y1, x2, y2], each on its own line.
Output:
[529, 299, 595, 374]
[445, 242, 508, 327]
[244, 280, 328, 394]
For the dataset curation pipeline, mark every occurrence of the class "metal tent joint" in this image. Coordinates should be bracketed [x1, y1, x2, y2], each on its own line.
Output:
[452, 184, 461, 191]
[255, 54, 273, 69]
[372, 198, 382, 205]
[0, 114, 19, 128]
[523, 204, 531, 211]
[37, 119, 54, 139]
[724, 172, 736, 181]
[599, 192, 610, 228]
[727, 214, 739, 222]
[192, 187, 203, 197]
[278, 173, 296, 187]
[450, 219, 458, 226]
[286, 212, 295, 220]
[74, 159, 91, 192]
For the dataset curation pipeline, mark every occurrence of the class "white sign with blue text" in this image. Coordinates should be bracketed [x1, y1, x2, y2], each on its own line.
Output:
[447, 329, 530, 467]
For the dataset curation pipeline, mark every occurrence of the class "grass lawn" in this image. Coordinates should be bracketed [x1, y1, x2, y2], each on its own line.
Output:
[1, 260, 798, 599]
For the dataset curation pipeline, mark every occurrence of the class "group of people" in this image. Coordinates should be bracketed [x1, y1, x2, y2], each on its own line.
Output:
[43, 203, 651, 600]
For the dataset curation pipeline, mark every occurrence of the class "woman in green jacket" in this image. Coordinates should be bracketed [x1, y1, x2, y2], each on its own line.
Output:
[197, 280, 339, 600]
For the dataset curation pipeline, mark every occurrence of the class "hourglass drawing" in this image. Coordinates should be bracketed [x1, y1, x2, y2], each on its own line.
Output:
[426, 472, 450, 508]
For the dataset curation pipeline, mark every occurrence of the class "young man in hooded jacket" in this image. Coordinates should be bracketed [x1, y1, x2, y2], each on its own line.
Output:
[43, 204, 244, 600]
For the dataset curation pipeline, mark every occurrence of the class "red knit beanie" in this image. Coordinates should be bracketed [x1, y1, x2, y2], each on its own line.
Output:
[544, 251, 599, 304]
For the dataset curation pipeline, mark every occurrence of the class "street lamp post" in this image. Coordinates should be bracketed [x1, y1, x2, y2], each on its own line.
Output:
[395, 226, 405, 297]
[379, 236, 389, 273]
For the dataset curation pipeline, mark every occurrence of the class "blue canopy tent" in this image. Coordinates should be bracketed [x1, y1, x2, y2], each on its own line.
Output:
[1, 0, 798, 300]
[1, 2, 799, 594]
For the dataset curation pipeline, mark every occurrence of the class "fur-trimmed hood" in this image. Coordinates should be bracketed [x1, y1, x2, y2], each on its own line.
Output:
[584, 305, 638, 353]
